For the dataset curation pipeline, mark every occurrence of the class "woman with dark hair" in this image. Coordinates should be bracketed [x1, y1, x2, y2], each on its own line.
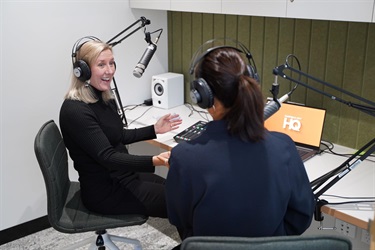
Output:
[165, 46, 315, 245]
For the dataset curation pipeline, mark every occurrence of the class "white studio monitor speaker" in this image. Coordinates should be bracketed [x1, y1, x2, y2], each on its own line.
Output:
[152, 73, 184, 109]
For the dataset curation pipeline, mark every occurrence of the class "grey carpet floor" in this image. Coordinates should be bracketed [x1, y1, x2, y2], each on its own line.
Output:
[0, 217, 181, 250]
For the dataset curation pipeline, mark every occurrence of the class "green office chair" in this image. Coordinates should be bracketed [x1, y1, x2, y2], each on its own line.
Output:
[34, 120, 148, 250]
[180, 235, 352, 250]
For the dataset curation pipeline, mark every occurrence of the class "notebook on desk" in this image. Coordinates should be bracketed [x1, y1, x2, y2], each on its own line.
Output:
[264, 102, 326, 162]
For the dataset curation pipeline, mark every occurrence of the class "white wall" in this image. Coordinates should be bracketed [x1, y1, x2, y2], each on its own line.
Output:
[0, 0, 168, 230]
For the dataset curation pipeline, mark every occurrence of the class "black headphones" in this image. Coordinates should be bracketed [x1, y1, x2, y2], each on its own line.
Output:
[189, 38, 259, 109]
[71, 36, 101, 82]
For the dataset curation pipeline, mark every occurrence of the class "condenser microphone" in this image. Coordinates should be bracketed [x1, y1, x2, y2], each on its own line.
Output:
[264, 93, 289, 120]
[133, 42, 157, 78]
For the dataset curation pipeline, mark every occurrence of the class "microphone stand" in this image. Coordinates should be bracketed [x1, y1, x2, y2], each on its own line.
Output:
[273, 64, 375, 116]
[106, 16, 151, 128]
[273, 63, 375, 228]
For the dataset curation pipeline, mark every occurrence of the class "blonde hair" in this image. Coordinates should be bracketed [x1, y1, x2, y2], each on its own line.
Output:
[65, 40, 114, 103]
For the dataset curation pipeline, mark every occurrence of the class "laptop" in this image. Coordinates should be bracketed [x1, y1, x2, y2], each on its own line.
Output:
[264, 102, 326, 162]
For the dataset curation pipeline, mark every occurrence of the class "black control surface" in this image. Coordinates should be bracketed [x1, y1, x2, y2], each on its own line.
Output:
[173, 121, 207, 143]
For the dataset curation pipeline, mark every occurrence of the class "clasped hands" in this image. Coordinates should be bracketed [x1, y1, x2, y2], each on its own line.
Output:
[154, 151, 171, 168]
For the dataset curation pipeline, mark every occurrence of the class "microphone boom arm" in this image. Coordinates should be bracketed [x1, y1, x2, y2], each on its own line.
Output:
[273, 64, 375, 117]
[273, 62, 375, 224]
[105, 16, 152, 128]
[107, 16, 150, 47]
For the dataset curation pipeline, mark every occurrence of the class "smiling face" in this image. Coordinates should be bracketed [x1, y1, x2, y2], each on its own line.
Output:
[89, 49, 116, 92]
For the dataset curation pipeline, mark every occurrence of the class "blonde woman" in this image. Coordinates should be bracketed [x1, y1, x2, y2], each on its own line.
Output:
[60, 38, 181, 217]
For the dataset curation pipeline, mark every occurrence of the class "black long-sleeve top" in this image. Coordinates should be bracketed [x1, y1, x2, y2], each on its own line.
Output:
[59, 89, 157, 211]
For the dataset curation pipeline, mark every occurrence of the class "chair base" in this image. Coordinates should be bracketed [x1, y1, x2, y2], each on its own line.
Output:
[60, 230, 143, 250]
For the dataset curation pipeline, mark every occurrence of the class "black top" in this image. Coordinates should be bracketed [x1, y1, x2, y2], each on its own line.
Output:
[166, 120, 315, 239]
[59, 88, 157, 212]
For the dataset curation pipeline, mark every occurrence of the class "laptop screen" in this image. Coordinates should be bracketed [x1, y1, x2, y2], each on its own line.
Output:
[264, 103, 326, 149]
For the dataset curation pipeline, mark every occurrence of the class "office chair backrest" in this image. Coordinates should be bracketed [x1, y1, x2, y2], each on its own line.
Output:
[34, 120, 70, 228]
[180, 235, 352, 250]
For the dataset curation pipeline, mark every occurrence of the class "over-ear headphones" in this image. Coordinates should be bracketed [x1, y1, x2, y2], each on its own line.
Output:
[189, 38, 259, 109]
[71, 36, 101, 82]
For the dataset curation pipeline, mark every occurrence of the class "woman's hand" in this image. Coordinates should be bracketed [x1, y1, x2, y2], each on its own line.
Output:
[153, 151, 171, 167]
[154, 113, 182, 134]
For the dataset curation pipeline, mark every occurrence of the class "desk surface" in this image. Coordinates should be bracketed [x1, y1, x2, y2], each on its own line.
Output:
[125, 104, 375, 229]
[126, 104, 212, 150]
[304, 145, 375, 229]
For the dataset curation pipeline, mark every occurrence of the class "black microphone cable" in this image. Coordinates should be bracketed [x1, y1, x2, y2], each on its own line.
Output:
[283, 54, 302, 98]
[144, 27, 163, 44]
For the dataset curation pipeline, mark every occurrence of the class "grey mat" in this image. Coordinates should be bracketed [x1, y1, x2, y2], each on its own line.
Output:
[1, 217, 180, 250]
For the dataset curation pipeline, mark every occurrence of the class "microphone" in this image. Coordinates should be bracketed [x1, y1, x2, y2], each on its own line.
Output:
[264, 93, 289, 120]
[133, 42, 157, 78]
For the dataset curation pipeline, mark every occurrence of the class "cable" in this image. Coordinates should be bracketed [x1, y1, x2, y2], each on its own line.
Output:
[318, 194, 375, 209]
[319, 140, 375, 162]
[325, 200, 375, 205]
[322, 194, 375, 200]
[123, 103, 153, 127]
[124, 102, 211, 128]
[184, 103, 210, 121]
[123, 103, 143, 112]
[283, 54, 302, 97]
[126, 106, 154, 127]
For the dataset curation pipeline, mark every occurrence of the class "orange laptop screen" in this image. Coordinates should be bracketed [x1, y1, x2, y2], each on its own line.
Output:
[264, 103, 326, 148]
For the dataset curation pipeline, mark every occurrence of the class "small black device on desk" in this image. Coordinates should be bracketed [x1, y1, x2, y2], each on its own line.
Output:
[173, 121, 207, 143]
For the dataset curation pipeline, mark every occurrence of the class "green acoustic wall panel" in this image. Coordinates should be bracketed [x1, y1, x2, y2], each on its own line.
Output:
[168, 11, 375, 150]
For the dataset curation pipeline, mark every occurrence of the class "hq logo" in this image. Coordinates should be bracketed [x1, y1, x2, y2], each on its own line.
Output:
[283, 115, 302, 131]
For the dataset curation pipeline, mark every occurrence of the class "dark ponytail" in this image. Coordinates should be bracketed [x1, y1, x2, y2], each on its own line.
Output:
[197, 47, 265, 142]
[226, 74, 265, 142]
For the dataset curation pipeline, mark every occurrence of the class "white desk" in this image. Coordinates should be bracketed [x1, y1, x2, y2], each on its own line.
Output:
[125, 104, 212, 150]
[304, 146, 375, 230]
[125, 104, 375, 230]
